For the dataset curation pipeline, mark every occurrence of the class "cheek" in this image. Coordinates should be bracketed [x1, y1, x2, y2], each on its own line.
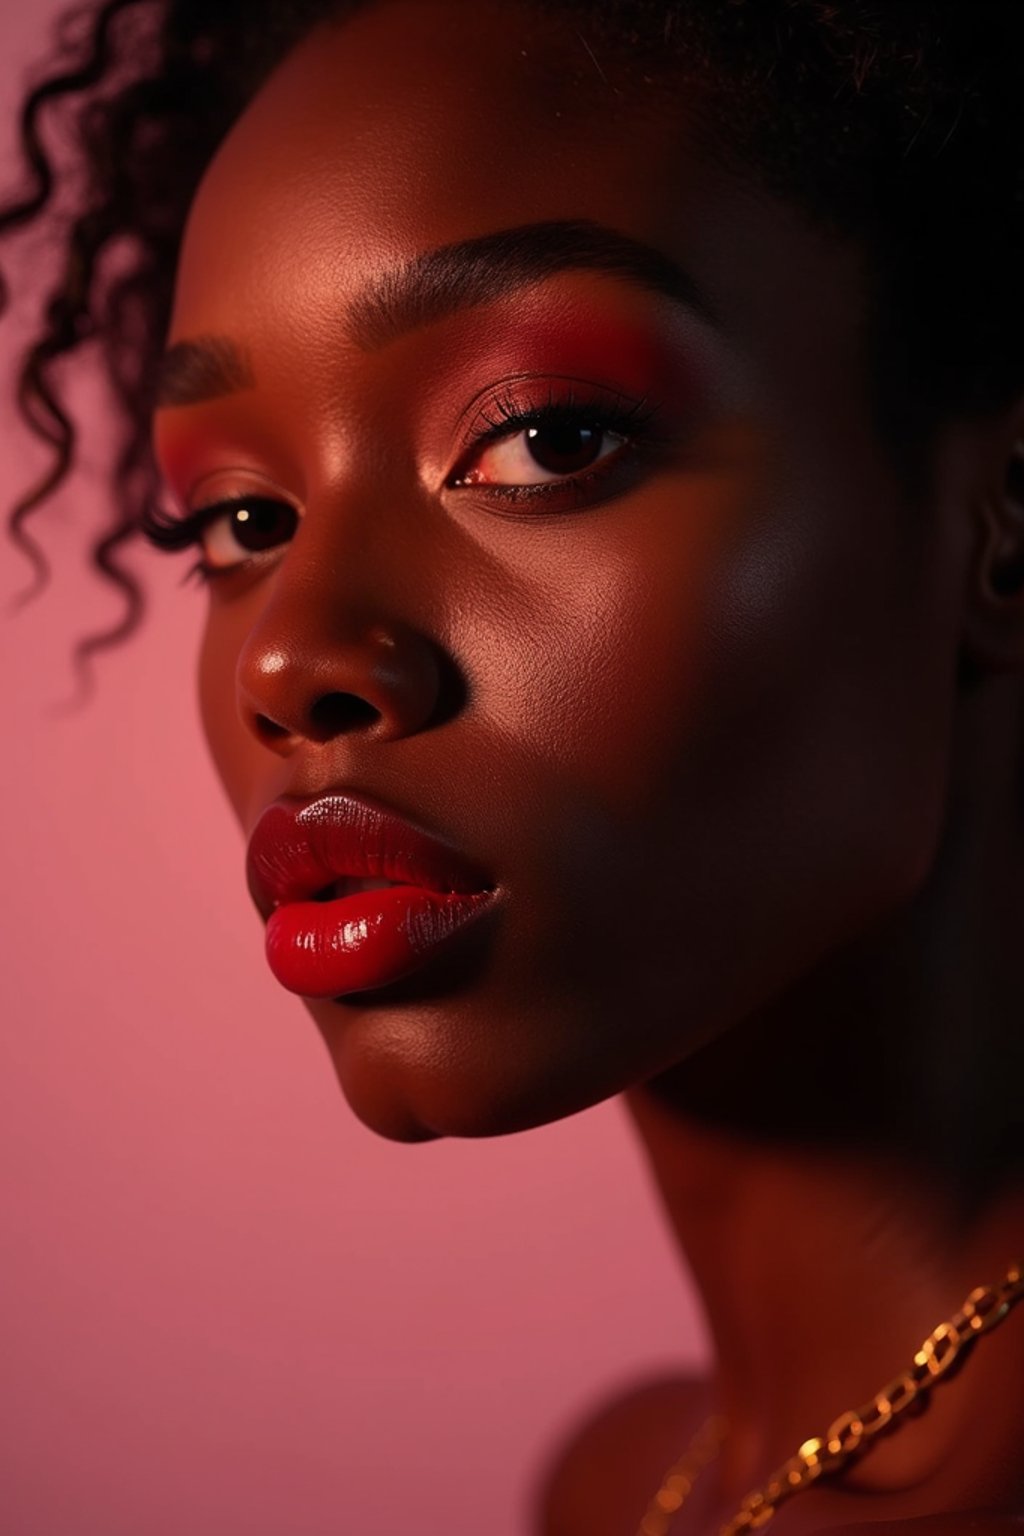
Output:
[570, 470, 941, 825]
[473, 449, 772, 810]
[481, 453, 953, 1032]
[197, 605, 254, 827]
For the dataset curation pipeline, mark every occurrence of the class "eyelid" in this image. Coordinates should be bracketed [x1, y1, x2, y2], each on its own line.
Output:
[141, 377, 674, 565]
[183, 465, 300, 513]
[451, 374, 660, 447]
[139, 491, 300, 580]
[443, 378, 668, 493]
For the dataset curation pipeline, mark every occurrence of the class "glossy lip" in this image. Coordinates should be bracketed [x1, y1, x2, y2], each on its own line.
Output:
[247, 792, 500, 1000]
[246, 790, 497, 921]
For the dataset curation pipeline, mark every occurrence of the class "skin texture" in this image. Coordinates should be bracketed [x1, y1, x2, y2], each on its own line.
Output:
[151, 1, 1024, 1528]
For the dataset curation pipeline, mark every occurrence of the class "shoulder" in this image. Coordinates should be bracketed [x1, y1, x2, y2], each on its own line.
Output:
[531, 1371, 710, 1536]
[821, 1515, 1024, 1536]
[530, 1381, 1023, 1536]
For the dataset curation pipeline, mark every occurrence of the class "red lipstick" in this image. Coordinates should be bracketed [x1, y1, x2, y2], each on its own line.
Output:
[246, 794, 498, 998]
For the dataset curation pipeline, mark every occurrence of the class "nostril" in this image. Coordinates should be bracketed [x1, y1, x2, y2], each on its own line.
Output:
[250, 693, 383, 747]
[309, 691, 381, 736]
[255, 713, 290, 742]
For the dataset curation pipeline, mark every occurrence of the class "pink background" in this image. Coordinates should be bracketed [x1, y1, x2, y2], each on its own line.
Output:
[0, 6, 706, 1534]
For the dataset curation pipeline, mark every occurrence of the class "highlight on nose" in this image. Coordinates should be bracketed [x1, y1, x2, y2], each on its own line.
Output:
[236, 620, 445, 749]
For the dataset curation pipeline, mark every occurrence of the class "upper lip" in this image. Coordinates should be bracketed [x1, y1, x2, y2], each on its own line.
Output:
[246, 791, 495, 919]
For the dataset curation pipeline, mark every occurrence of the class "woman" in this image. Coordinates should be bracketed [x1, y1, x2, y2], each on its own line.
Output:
[3, 1, 1023, 1532]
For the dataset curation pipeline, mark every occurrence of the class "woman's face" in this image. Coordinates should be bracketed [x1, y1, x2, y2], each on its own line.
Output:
[153, 0, 969, 1141]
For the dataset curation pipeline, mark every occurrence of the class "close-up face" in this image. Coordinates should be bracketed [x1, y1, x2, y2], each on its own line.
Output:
[152, 0, 971, 1144]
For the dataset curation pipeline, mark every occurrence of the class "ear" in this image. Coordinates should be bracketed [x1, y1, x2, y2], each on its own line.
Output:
[959, 410, 1024, 674]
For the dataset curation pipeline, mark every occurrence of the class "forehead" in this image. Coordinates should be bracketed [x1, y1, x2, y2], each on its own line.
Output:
[169, 0, 868, 422]
[174, 1, 704, 315]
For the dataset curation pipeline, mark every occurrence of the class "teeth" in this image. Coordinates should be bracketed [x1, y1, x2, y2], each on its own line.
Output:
[318, 875, 399, 901]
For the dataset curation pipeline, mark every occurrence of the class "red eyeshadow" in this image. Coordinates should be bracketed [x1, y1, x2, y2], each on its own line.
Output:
[486, 307, 708, 409]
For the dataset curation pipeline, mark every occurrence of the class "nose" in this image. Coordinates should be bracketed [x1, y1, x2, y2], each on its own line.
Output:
[235, 575, 446, 753]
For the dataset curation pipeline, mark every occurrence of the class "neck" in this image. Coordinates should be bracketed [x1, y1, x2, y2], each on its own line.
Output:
[624, 1088, 1024, 1507]
[621, 671, 1024, 1513]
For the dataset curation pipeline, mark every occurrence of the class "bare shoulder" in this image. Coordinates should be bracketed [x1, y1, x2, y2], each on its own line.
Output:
[530, 1370, 711, 1536]
[530, 1383, 1023, 1536]
[822, 1514, 1024, 1536]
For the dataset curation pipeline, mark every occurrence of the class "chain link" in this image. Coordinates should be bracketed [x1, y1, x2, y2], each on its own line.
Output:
[633, 1261, 1023, 1536]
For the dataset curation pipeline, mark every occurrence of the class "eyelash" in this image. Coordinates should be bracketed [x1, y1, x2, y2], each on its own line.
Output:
[142, 386, 664, 585]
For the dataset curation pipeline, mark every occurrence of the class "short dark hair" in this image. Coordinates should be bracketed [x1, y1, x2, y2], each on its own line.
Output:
[3, 0, 1021, 690]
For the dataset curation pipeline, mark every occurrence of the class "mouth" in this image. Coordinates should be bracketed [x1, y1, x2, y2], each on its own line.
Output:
[247, 791, 499, 998]
[310, 875, 404, 902]
[265, 881, 497, 998]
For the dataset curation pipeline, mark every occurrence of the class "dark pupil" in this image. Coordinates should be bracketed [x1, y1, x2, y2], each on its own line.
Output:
[526, 423, 602, 475]
[231, 499, 296, 551]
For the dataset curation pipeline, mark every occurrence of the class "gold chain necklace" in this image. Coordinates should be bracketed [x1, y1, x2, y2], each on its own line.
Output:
[635, 1260, 1024, 1536]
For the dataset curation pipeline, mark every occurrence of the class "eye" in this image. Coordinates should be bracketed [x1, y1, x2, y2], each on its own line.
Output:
[140, 494, 300, 582]
[452, 418, 624, 487]
[195, 497, 300, 573]
[445, 386, 662, 502]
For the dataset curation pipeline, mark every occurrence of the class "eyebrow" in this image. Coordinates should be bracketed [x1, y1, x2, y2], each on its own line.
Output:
[155, 333, 255, 407]
[154, 218, 719, 407]
[347, 217, 720, 349]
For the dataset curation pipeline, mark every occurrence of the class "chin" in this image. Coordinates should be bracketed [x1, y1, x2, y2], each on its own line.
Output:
[301, 983, 639, 1144]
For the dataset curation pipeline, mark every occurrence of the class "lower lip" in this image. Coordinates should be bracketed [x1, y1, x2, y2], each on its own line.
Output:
[264, 885, 496, 998]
